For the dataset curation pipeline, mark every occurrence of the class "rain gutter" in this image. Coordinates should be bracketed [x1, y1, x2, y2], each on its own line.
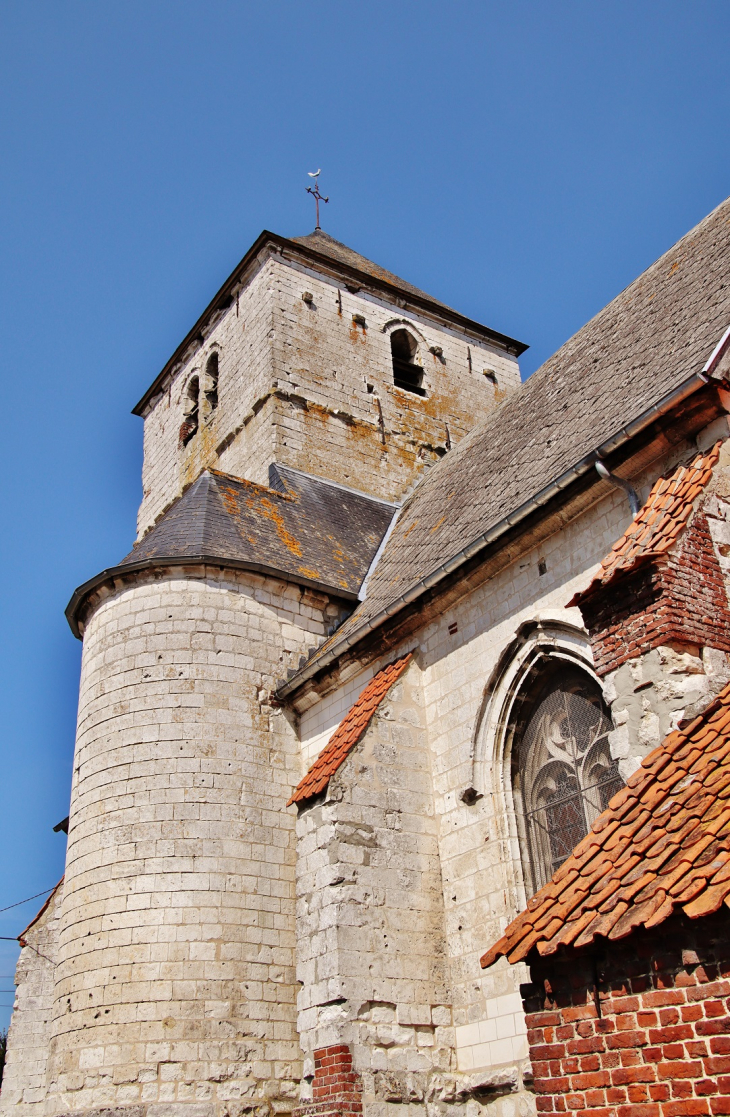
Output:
[276, 369, 708, 699]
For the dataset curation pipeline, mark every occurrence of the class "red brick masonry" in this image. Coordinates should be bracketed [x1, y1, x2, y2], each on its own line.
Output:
[567, 445, 730, 676]
[579, 511, 730, 677]
[521, 910, 730, 1116]
[293, 1044, 363, 1117]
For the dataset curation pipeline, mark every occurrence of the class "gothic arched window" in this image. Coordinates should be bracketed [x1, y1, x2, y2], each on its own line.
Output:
[391, 329, 425, 395]
[511, 661, 623, 897]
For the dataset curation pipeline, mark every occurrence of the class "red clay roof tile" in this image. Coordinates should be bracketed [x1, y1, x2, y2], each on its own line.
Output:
[568, 443, 721, 606]
[481, 677, 730, 970]
[287, 653, 412, 806]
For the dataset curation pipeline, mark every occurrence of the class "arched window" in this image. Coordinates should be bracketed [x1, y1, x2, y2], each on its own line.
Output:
[390, 329, 425, 395]
[511, 661, 622, 897]
[180, 375, 199, 446]
[203, 352, 219, 416]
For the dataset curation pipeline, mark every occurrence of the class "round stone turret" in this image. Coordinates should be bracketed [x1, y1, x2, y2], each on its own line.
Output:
[48, 566, 337, 1117]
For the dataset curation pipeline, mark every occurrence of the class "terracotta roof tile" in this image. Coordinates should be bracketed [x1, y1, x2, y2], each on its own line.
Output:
[287, 654, 412, 806]
[480, 678, 730, 969]
[568, 443, 721, 606]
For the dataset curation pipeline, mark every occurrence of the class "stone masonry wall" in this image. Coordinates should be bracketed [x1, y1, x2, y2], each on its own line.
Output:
[46, 567, 341, 1117]
[0, 883, 63, 1117]
[604, 644, 730, 782]
[297, 486, 640, 1115]
[138, 255, 277, 538]
[521, 908, 730, 1116]
[258, 257, 520, 504]
[295, 661, 463, 1117]
[137, 248, 521, 538]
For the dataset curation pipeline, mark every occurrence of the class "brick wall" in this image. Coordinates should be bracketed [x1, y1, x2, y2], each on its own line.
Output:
[521, 908, 730, 1116]
[580, 510, 730, 677]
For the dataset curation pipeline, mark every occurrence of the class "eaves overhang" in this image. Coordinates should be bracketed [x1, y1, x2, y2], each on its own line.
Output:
[132, 230, 528, 417]
[65, 553, 359, 641]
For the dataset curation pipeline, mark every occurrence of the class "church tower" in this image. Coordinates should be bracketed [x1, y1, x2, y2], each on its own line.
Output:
[2, 228, 524, 1117]
[133, 229, 524, 535]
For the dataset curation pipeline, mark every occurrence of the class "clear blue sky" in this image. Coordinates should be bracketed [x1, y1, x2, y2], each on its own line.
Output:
[1, 0, 729, 1021]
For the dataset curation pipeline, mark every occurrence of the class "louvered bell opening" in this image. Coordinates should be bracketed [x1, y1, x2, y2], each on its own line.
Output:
[392, 357, 426, 395]
[391, 328, 426, 396]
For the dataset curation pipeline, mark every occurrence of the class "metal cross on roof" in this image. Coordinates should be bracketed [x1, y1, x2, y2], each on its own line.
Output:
[306, 169, 329, 230]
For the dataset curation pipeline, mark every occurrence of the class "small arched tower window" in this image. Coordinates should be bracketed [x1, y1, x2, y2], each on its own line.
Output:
[202, 352, 219, 417]
[391, 329, 425, 396]
[180, 375, 199, 446]
[511, 661, 622, 897]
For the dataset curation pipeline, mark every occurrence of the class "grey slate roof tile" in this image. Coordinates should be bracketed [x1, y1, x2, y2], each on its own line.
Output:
[117, 466, 396, 598]
[292, 230, 459, 315]
[288, 195, 730, 683]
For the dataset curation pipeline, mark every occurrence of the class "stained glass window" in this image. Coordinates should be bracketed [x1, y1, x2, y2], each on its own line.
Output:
[512, 663, 623, 896]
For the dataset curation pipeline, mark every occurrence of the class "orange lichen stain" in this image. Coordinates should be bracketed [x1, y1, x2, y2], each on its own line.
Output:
[403, 519, 420, 539]
[181, 414, 219, 491]
[668, 260, 679, 276]
[257, 497, 303, 556]
[430, 515, 446, 533]
[220, 486, 241, 516]
[298, 566, 320, 580]
[330, 542, 356, 572]
[349, 322, 367, 345]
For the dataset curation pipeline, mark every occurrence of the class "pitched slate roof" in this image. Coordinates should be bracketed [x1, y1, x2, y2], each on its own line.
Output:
[292, 229, 459, 314]
[66, 466, 396, 636]
[282, 197, 730, 695]
[287, 653, 412, 806]
[567, 443, 721, 605]
[480, 680, 730, 969]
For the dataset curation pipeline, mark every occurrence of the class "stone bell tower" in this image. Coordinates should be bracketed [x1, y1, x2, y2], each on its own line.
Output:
[1, 227, 524, 1117]
[133, 228, 525, 536]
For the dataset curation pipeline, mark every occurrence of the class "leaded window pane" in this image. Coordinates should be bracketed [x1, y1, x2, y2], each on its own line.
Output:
[513, 664, 622, 896]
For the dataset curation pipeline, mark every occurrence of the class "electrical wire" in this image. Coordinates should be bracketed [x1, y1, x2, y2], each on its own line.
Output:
[0, 887, 56, 915]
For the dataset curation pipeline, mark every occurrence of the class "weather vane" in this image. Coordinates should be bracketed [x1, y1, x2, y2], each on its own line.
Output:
[306, 169, 329, 230]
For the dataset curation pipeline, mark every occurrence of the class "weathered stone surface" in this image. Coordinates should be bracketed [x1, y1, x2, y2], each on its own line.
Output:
[8, 207, 730, 1117]
[136, 246, 520, 539]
